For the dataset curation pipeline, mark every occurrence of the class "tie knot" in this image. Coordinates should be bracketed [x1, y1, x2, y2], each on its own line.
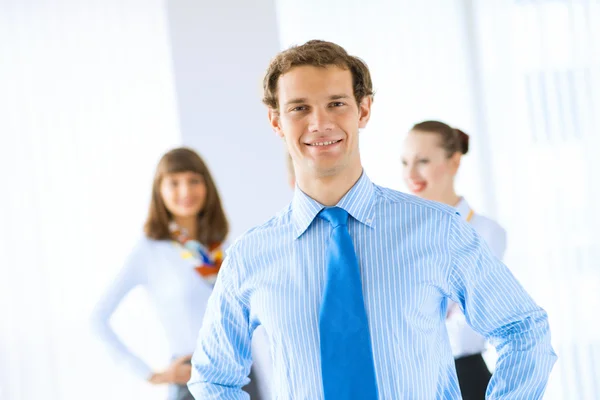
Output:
[318, 207, 349, 228]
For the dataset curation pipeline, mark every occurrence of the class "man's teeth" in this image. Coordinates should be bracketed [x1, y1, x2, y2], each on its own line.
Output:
[311, 140, 338, 146]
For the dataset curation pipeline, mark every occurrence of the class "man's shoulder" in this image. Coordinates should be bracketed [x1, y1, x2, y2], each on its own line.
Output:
[226, 204, 293, 256]
[373, 184, 458, 218]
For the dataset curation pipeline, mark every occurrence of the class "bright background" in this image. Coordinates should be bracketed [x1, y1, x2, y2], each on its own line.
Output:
[0, 0, 598, 398]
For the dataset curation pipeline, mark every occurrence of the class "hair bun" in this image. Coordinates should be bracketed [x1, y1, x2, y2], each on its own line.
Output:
[454, 129, 469, 155]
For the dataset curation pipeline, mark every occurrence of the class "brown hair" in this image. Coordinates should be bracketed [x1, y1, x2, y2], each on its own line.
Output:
[411, 120, 470, 157]
[262, 40, 374, 112]
[144, 147, 228, 245]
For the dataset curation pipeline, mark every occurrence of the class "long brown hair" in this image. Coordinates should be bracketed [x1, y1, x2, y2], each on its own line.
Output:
[144, 147, 228, 245]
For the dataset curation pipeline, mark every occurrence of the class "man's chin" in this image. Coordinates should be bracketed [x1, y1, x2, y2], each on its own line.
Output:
[311, 163, 345, 178]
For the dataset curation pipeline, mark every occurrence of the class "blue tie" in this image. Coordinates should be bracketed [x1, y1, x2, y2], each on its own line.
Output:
[318, 207, 378, 399]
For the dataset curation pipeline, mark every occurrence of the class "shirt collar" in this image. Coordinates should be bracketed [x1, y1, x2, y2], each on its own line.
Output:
[455, 197, 472, 221]
[291, 171, 376, 238]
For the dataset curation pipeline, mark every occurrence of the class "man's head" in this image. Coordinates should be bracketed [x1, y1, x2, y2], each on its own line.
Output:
[263, 40, 374, 181]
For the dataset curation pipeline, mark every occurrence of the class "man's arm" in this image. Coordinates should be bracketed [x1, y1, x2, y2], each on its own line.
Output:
[447, 216, 557, 399]
[188, 251, 252, 400]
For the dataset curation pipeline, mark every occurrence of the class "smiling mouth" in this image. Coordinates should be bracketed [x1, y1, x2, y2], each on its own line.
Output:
[306, 139, 342, 147]
[409, 182, 427, 193]
[176, 201, 198, 207]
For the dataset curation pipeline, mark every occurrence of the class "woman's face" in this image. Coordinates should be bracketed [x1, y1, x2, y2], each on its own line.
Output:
[160, 171, 207, 219]
[401, 130, 459, 202]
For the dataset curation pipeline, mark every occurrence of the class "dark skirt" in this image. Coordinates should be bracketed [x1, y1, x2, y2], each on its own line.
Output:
[454, 353, 492, 400]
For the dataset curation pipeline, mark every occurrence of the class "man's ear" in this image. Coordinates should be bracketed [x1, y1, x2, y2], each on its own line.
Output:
[268, 108, 284, 138]
[358, 96, 373, 129]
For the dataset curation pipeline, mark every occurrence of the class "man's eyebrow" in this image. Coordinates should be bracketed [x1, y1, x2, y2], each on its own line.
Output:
[284, 98, 307, 107]
[329, 94, 351, 100]
[283, 94, 351, 107]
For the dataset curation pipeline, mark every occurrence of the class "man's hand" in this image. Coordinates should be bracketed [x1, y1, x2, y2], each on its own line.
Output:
[148, 355, 192, 385]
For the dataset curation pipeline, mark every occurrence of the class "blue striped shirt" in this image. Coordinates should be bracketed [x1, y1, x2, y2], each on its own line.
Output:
[189, 172, 556, 399]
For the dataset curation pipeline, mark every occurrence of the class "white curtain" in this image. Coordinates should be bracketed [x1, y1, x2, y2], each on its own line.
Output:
[472, 0, 600, 398]
[0, 1, 181, 399]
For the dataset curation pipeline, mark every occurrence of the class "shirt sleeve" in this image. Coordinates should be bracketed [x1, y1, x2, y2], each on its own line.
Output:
[188, 250, 252, 400]
[446, 215, 557, 398]
[89, 239, 153, 379]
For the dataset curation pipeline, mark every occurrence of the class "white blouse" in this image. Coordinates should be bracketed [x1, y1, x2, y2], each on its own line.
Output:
[90, 237, 214, 379]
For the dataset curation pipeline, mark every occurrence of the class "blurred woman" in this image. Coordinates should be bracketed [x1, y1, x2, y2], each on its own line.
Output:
[91, 147, 258, 399]
[401, 121, 506, 400]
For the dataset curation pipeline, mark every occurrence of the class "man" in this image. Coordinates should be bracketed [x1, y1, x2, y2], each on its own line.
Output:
[188, 40, 556, 399]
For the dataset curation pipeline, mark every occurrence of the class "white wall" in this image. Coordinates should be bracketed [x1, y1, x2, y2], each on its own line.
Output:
[167, 0, 291, 242]
[0, 1, 181, 399]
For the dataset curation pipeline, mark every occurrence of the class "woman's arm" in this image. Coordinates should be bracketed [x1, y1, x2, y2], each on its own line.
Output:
[90, 239, 153, 379]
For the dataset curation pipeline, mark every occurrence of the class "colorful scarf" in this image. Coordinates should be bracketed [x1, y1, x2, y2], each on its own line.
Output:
[169, 221, 224, 285]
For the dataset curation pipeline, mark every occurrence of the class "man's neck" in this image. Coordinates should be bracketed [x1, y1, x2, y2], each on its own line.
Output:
[296, 164, 364, 207]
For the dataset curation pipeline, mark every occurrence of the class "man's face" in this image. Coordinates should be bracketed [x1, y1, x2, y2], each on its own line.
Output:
[269, 65, 371, 180]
